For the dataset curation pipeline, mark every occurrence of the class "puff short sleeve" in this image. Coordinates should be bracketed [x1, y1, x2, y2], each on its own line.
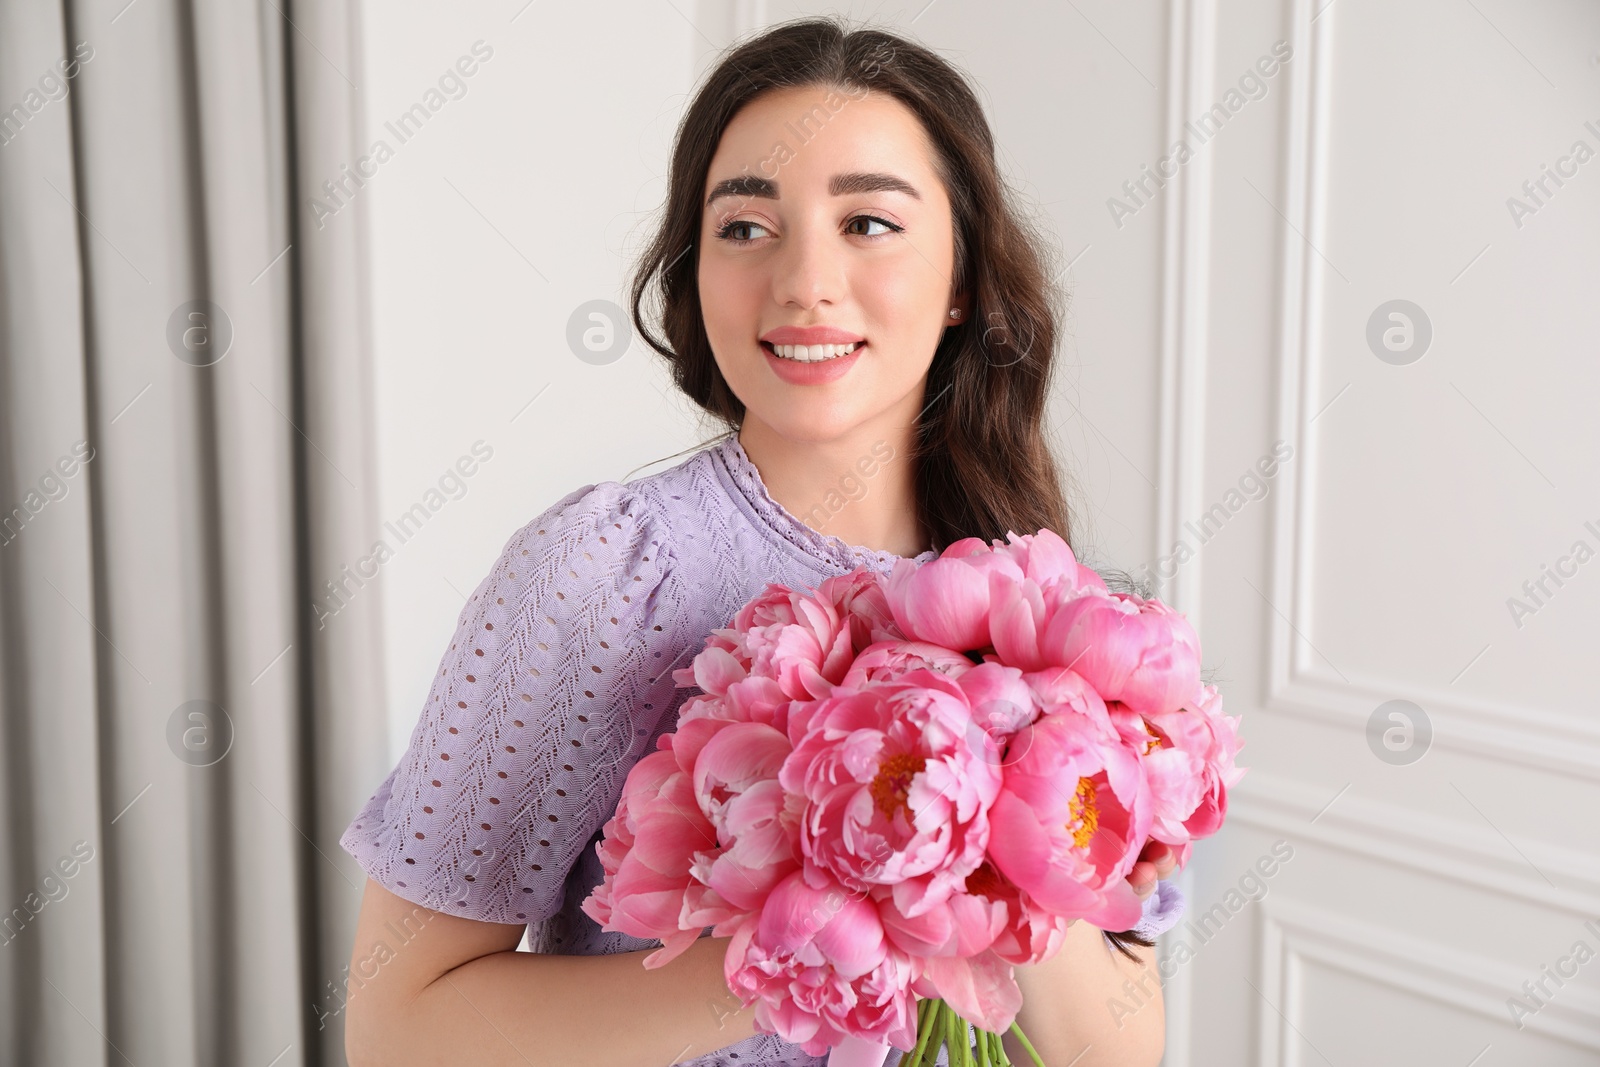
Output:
[341, 480, 680, 926]
[1133, 879, 1184, 939]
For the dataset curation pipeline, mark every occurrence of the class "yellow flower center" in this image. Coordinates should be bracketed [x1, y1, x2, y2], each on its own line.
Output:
[1065, 776, 1099, 849]
[870, 752, 926, 821]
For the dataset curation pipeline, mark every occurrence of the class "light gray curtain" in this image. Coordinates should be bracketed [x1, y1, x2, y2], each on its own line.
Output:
[0, 2, 384, 1064]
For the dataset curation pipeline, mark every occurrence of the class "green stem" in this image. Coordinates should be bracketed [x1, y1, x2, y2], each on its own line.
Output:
[900, 998, 937, 1067]
[917, 998, 941, 1067]
[975, 1025, 992, 1067]
[1007, 1021, 1046, 1067]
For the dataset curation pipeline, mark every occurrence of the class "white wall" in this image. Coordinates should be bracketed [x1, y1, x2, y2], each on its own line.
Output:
[356, 0, 710, 761]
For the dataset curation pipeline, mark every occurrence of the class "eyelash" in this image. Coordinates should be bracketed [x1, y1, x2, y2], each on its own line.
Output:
[712, 214, 905, 244]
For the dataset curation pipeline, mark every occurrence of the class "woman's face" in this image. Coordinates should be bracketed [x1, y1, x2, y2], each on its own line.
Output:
[698, 84, 962, 446]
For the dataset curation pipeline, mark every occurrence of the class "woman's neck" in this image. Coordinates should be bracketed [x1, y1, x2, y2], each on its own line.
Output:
[737, 418, 930, 559]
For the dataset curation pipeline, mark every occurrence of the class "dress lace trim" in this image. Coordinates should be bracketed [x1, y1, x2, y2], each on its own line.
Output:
[709, 432, 939, 576]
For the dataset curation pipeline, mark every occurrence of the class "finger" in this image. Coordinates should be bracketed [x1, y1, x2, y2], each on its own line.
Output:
[1128, 860, 1156, 897]
[1140, 839, 1172, 865]
[1138, 840, 1179, 880]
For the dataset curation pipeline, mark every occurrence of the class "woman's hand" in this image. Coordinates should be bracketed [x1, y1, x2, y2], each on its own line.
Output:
[1126, 838, 1178, 900]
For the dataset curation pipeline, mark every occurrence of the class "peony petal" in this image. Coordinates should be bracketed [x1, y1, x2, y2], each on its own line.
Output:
[985, 790, 1100, 916]
[1078, 876, 1144, 932]
[691, 645, 749, 696]
[988, 576, 1048, 673]
[811, 894, 887, 979]
[886, 557, 994, 651]
[920, 951, 1022, 1034]
[694, 722, 792, 799]
[641, 925, 705, 970]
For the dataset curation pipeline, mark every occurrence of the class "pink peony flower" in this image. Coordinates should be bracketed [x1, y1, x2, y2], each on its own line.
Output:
[874, 858, 1060, 1032]
[916, 949, 1023, 1036]
[1018, 665, 1117, 740]
[689, 722, 803, 916]
[839, 639, 976, 689]
[872, 855, 1074, 1031]
[724, 870, 920, 1055]
[876, 879, 1008, 962]
[875, 869, 1025, 1033]
[1106, 700, 1201, 847]
[1037, 590, 1202, 715]
[885, 549, 1023, 651]
[990, 570, 1119, 673]
[817, 567, 903, 653]
[954, 660, 1040, 756]
[986, 700, 1152, 932]
[1141, 683, 1245, 845]
[670, 581, 859, 733]
[778, 671, 1002, 920]
[582, 528, 1239, 1059]
[677, 645, 792, 732]
[972, 861, 1076, 968]
[797, 640, 978, 769]
[989, 528, 1107, 593]
[581, 743, 717, 968]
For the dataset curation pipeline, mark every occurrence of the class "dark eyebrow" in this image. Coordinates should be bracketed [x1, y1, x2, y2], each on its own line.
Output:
[705, 171, 922, 207]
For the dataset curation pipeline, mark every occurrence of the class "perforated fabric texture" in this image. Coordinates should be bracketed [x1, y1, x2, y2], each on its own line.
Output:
[341, 432, 1179, 1066]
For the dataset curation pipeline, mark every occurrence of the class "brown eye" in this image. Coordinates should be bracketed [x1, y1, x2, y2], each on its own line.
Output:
[846, 214, 901, 238]
[715, 219, 771, 243]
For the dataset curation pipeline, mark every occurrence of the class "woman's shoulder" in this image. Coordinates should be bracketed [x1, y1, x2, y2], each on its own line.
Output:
[508, 474, 666, 572]
[462, 439, 744, 698]
[466, 473, 687, 694]
[491, 441, 725, 590]
[478, 465, 691, 625]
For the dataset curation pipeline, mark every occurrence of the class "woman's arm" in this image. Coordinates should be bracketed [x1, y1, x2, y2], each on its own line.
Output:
[998, 844, 1178, 1066]
[344, 879, 759, 1067]
[1001, 920, 1164, 1067]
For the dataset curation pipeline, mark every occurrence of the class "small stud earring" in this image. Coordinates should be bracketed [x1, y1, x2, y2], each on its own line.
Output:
[949, 308, 960, 319]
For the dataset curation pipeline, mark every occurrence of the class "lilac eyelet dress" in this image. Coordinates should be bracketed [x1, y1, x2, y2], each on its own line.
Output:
[340, 432, 1184, 1066]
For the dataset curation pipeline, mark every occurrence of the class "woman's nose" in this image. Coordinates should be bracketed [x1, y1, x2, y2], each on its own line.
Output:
[770, 222, 846, 311]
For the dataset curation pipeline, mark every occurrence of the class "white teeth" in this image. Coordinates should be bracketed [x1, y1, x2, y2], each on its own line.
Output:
[770, 342, 860, 362]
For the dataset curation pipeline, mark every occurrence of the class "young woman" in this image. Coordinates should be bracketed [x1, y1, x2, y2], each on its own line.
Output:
[342, 17, 1181, 1067]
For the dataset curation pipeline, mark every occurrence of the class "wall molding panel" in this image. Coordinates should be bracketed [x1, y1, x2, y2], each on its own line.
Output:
[1254, 896, 1600, 1062]
[1154, 0, 1219, 1062]
[1258, 0, 1600, 781]
[1230, 772, 1600, 919]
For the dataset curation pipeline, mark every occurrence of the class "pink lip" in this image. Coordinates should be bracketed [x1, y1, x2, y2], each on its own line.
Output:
[762, 341, 865, 385]
[760, 325, 866, 345]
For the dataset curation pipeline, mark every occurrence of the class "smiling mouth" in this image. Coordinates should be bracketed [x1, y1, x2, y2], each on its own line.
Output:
[761, 340, 866, 363]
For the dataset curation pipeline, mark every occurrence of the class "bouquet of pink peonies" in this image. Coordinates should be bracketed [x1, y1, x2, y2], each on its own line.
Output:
[581, 529, 1244, 1066]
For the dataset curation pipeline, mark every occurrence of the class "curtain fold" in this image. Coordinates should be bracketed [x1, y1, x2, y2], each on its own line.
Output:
[0, 2, 384, 1064]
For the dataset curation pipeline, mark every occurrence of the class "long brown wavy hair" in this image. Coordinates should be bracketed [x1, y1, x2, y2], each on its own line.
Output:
[628, 16, 1156, 957]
